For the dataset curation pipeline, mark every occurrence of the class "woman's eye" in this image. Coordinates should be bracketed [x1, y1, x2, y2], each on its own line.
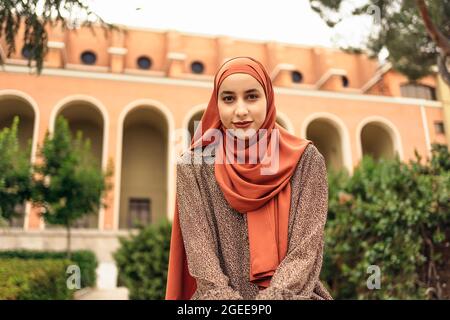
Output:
[223, 96, 234, 103]
[247, 94, 259, 100]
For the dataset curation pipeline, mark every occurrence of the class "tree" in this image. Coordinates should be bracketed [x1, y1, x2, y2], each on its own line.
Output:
[0, 116, 32, 225]
[0, 0, 115, 74]
[32, 116, 112, 259]
[309, 0, 450, 85]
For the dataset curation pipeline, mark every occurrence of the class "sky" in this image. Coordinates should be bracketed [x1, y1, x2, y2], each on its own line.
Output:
[85, 0, 377, 50]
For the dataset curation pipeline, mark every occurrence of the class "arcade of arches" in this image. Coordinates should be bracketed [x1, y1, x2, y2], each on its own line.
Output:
[1, 98, 400, 230]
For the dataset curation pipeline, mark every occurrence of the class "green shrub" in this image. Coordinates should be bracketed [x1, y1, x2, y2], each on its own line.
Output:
[0, 258, 73, 300]
[0, 116, 32, 222]
[0, 250, 97, 288]
[321, 143, 450, 299]
[114, 219, 172, 300]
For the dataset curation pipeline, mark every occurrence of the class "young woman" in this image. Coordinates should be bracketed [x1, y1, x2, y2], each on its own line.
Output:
[165, 56, 332, 300]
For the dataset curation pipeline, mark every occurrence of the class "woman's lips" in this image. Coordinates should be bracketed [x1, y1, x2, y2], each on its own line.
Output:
[233, 121, 253, 128]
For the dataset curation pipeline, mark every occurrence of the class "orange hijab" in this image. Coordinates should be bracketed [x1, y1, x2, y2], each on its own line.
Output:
[165, 56, 311, 300]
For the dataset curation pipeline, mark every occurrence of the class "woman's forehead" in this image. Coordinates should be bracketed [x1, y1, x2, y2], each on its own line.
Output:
[218, 73, 264, 93]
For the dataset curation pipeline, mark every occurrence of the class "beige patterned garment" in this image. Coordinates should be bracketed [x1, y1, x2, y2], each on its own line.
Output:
[176, 143, 333, 300]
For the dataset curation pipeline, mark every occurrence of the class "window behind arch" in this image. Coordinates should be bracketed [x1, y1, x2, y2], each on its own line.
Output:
[400, 83, 437, 100]
[128, 198, 151, 228]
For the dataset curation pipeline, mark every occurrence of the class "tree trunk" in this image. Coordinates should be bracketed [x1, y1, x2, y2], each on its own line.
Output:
[437, 53, 450, 86]
[66, 224, 72, 260]
[415, 0, 450, 86]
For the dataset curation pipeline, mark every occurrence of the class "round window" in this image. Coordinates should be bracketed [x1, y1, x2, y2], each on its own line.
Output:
[80, 51, 97, 65]
[191, 61, 204, 74]
[137, 56, 152, 70]
[21, 45, 33, 59]
[341, 75, 349, 87]
[291, 70, 303, 83]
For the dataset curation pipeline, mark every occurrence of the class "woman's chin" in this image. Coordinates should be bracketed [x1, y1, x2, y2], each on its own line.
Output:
[229, 128, 254, 140]
[237, 133, 260, 143]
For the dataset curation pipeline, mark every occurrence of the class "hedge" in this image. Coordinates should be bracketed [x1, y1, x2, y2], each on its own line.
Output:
[0, 250, 97, 288]
[0, 258, 73, 300]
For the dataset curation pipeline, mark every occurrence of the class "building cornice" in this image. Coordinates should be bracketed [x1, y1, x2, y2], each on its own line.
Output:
[1, 64, 442, 108]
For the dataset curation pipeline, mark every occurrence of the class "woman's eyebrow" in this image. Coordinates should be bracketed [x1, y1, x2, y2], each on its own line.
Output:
[220, 88, 260, 95]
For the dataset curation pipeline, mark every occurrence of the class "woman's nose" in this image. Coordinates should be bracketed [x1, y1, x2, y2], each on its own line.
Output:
[235, 100, 249, 116]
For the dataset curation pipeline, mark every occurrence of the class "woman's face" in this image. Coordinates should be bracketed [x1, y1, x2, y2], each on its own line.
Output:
[217, 73, 267, 140]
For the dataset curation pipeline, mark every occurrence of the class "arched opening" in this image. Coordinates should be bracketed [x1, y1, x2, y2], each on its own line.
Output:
[119, 106, 168, 229]
[306, 118, 344, 173]
[0, 96, 35, 228]
[187, 110, 204, 146]
[54, 101, 104, 228]
[360, 122, 395, 161]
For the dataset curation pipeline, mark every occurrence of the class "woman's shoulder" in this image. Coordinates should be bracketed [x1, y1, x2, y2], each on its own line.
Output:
[295, 142, 326, 175]
[177, 146, 216, 167]
[177, 149, 193, 165]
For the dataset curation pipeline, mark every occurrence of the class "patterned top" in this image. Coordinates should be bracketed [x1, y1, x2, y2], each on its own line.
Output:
[176, 143, 333, 300]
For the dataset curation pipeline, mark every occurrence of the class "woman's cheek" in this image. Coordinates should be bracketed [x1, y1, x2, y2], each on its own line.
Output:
[252, 106, 266, 128]
[218, 105, 228, 128]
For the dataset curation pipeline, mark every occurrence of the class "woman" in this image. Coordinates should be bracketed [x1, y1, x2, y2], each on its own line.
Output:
[165, 56, 332, 300]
